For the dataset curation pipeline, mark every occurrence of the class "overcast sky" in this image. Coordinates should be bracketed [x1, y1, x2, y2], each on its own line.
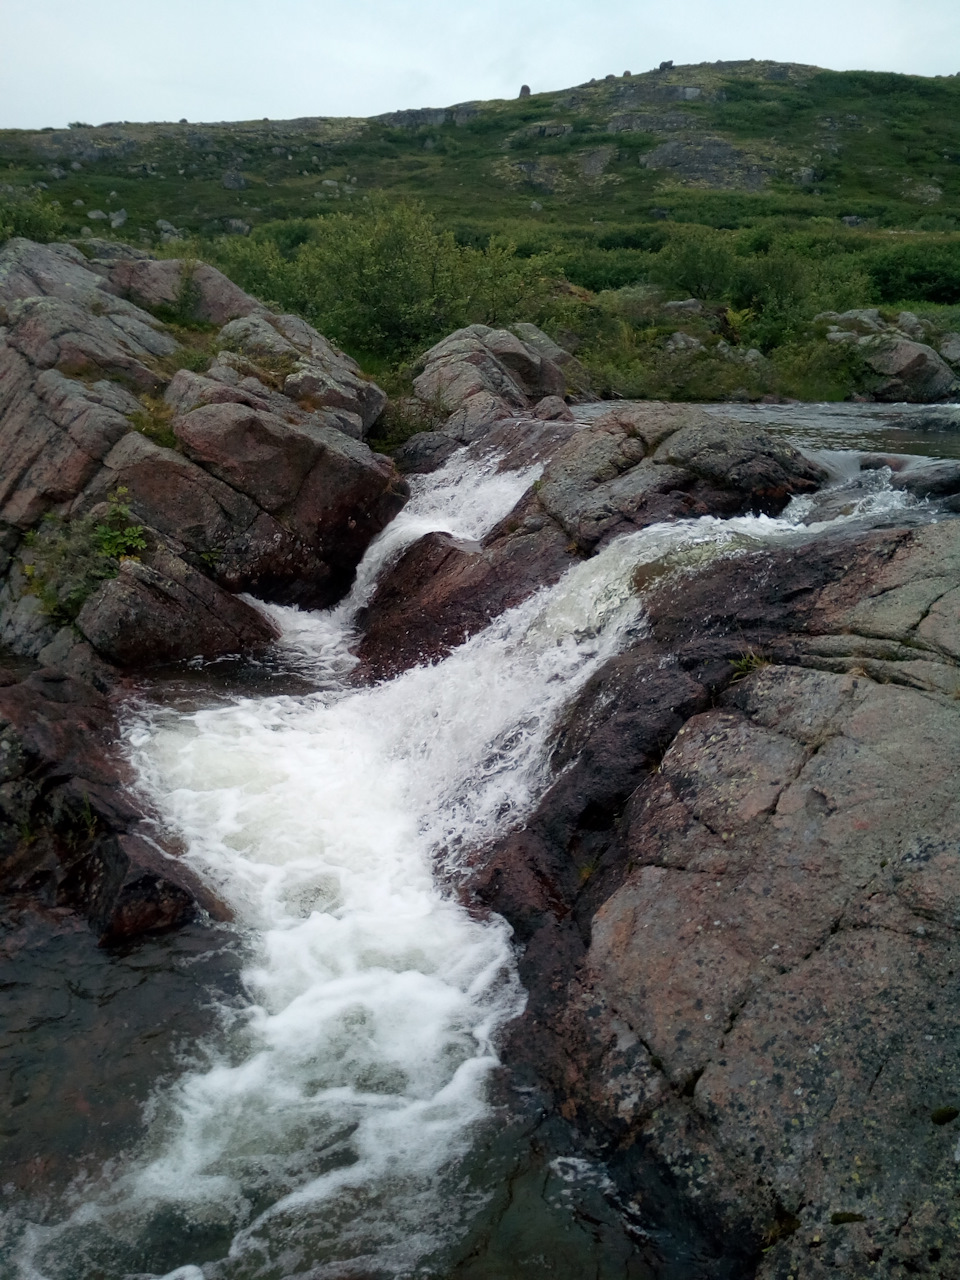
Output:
[3, 0, 959, 130]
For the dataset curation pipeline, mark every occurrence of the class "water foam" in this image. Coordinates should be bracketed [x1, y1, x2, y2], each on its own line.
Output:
[10, 451, 915, 1279]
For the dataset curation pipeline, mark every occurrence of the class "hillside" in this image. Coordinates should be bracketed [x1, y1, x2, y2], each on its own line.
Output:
[3, 60, 960, 248]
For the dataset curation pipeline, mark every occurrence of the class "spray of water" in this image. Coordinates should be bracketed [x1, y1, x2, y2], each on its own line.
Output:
[7, 448, 918, 1279]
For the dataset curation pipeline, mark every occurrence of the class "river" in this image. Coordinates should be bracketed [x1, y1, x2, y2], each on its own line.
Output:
[0, 403, 955, 1279]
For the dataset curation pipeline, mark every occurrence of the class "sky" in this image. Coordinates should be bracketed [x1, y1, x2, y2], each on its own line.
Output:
[2, 0, 959, 130]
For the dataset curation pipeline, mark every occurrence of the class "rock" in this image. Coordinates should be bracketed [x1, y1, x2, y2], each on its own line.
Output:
[171, 401, 407, 575]
[0, 668, 208, 941]
[896, 309, 926, 340]
[0, 359, 140, 527]
[464, 517, 960, 1277]
[393, 431, 461, 475]
[108, 208, 127, 229]
[218, 313, 386, 435]
[221, 170, 246, 190]
[534, 395, 575, 421]
[940, 332, 960, 366]
[663, 298, 704, 315]
[223, 218, 250, 235]
[652, 419, 827, 513]
[836, 307, 884, 333]
[519, 85, 532, 98]
[86, 209, 108, 221]
[412, 325, 568, 437]
[891, 460, 960, 499]
[76, 430, 330, 604]
[665, 331, 706, 353]
[75, 542, 279, 666]
[2, 292, 176, 393]
[357, 406, 828, 678]
[105, 257, 264, 325]
[862, 337, 958, 402]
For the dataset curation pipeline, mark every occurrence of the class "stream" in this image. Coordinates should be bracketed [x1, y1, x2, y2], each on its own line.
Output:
[1, 402, 957, 1280]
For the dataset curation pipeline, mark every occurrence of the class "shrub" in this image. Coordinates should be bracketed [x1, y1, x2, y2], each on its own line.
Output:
[0, 192, 64, 246]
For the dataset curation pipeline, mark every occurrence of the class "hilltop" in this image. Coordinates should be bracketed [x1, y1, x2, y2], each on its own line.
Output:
[3, 59, 960, 248]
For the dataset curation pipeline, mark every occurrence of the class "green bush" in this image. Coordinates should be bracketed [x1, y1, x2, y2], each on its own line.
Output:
[0, 192, 64, 246]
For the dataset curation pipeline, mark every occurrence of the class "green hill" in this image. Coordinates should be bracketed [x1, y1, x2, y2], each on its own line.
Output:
[3, 61, 960, 407]
[3, 60, 960, 247]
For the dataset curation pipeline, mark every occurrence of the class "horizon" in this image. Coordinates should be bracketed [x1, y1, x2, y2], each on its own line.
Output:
[3, 0, 959, 131]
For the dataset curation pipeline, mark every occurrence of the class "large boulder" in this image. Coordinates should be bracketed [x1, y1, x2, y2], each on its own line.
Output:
[412, 324, 568, 439]
[465, 518, 960, 1278]
[172, 401, 409, 584]
[863, 336, 958, 402]
[0, 666, 217, 943]
[218, 313, 387, 438]
[0, 238, 406, 670]
[75, 541, 279, 666]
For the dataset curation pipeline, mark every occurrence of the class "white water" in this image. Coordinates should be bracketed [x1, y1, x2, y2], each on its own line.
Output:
[10, 449, 918, 1279]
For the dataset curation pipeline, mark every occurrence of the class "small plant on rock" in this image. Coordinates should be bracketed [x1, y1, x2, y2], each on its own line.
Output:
[94, 489, 147, 560]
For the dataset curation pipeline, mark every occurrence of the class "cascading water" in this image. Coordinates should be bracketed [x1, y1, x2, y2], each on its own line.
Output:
[1, 436, 929, 1280]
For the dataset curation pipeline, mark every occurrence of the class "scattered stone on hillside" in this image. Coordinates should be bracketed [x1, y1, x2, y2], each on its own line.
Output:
[663, 298, 704, 315]
[862, 336, 958, 402]
[665, 331, 705, 353]
[519, 85, 531, 98]
[155, 219, 182, 241]
[639, 137, 773, 189]
[221, 170, 246, 190]
[86, 209, 108, 221]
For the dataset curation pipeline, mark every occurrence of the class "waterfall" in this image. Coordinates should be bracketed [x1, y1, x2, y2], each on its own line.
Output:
[7, 445, 915, 1280]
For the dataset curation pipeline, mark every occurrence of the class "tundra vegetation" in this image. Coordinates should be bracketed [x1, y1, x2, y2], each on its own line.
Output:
[3, 60, 960, 420]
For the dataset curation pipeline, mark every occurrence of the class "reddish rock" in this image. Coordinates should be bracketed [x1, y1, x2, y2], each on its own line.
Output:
[464, 519, 960, 1277]
[105, 257, 264, 325]
[75, 543, 279, 667]
[0, 668, 209, 942]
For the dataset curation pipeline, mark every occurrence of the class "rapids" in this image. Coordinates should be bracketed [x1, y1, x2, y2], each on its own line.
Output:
[1, 408, 953, 1279]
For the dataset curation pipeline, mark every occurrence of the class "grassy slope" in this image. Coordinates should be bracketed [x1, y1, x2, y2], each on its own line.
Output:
[2, 60, 959, 248]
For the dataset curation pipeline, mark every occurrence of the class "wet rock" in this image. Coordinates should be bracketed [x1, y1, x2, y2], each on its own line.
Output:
[75, 432, 335, 605]
[940, 332, 960, 366]
[891, 460, 960, 499]
[466, 517, 960, 1277]
[393, 430, 461, 475]
[862, 336, 958, 402]
[75, 541, 278, 666]
[357, 407, 828, 678]
[172, 401, 408, 581]
[0, 667, 207, 941]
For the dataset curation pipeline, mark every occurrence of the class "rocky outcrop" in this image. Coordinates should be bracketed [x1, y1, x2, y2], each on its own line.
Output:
[358, 402, 827, 677]
[464, 517, 960, 1278]
[0, 237, 407, 676]
[411, 323, 574, 439]
[863, 337, 958, 403]
[0, 664, 224, 944]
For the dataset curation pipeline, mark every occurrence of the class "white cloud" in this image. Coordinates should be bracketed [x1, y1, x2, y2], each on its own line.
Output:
[2, 0, 958, 129]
